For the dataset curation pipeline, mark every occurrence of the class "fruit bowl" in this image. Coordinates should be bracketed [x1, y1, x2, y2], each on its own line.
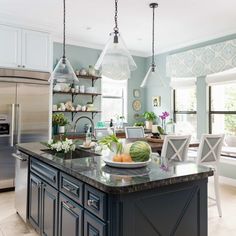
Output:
[102, 155, 151, 168]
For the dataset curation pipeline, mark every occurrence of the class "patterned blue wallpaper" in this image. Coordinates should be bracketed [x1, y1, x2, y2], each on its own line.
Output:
[167, 39, 236, 77]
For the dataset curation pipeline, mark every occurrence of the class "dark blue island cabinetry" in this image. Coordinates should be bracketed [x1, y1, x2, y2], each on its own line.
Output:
[17, 142, 213, 236]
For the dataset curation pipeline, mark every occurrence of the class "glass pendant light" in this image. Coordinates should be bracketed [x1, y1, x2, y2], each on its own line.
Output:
[49, 0, 78, 83]
[140, 3, 158, 87]
[95, 0, 137, 80]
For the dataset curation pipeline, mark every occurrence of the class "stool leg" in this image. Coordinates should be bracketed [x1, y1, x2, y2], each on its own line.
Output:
[214, 169, 222, 217]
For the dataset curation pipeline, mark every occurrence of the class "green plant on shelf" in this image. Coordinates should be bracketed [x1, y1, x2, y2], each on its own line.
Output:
[52, 113, 69, 126]
[142, 112, 157, 121]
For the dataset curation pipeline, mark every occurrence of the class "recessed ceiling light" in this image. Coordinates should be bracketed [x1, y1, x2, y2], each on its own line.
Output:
[86, 27, 92, 30]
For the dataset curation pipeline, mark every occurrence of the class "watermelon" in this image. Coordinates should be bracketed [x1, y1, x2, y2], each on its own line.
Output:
[129, 141, 151, 162]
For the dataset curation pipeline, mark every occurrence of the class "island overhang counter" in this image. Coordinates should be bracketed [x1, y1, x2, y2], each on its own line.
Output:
[17, 142, 213, 236]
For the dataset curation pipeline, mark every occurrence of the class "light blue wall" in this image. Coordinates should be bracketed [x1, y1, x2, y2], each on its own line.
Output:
[145, 34, 236, 180]
[144, 53, 171, 125]
[53, 42, 147, 129]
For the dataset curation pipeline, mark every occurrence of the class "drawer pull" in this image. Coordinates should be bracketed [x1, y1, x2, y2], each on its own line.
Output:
[87, 199, 98, 207]
[64, 184, 76, 192]
[32, 163, 56, 182]
[63, 201, 75, 210]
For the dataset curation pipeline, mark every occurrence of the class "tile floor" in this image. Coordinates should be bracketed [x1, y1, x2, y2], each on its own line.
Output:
[0, 180, 236, 236]
[0, 191, 37, 236]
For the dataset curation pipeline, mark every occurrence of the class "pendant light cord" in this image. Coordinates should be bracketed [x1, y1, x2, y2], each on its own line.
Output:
[63, 0, 66, 59]
[151, 5, 156, 72]
[114, 0, 119, 33]
[113, 0, 119, 43]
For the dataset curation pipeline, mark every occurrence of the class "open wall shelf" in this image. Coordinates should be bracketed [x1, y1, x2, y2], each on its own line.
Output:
[53, 91, 102, 96]
[76, 75, 102, 86]
[52, 110, 101, 120]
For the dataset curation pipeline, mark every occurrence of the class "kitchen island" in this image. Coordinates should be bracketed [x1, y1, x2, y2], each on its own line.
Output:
[17, 142, 213, 236]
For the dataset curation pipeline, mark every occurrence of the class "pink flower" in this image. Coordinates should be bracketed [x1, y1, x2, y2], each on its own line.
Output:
[159, 111, 169, 120]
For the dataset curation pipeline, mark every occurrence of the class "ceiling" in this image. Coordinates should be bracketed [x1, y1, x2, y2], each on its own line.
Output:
[1, 0, 236, 57]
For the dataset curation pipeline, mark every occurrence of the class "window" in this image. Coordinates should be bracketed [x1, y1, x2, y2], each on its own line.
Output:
[101, 76, 127, 122]
[209, 83, 236, 143]
[173, 86, 197, 139]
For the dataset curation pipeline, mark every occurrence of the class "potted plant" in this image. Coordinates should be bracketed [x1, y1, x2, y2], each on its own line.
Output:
[142, 111, 157, 130]
[52, 113, 69, 134]
[159, 111, 170, 132]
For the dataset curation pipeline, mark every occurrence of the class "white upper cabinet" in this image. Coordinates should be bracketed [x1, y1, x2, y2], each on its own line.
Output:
[0, 25, 21, 68]
[21, 30, 51, 72]
[0, 25, 52, 72]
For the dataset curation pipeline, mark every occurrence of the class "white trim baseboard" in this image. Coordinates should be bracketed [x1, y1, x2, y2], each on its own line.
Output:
[220, 156, 236, 165]
[219, 176, 236, 187]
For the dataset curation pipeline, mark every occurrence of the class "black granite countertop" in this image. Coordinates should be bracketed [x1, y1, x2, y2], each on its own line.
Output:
[17, 142, 213, 194]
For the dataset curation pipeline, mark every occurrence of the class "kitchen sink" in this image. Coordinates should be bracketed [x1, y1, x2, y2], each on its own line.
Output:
[41, 148, 101, 159]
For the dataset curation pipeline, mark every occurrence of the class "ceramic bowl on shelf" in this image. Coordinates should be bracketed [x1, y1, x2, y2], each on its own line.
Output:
[53, 84, 61, 92]
[75, 70, 80, 76]
[59, 83, 71, 92]
[87, 103, 96, 111]
[76, 104, 82, 111]
[79, 68, 87, 76]
[82, 105, 87, 111]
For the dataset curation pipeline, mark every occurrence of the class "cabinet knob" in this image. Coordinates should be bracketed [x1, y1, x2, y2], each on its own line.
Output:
[87, 199, 97, 207]
[17, 65, 20, 67]
[22, 65, 25, 68]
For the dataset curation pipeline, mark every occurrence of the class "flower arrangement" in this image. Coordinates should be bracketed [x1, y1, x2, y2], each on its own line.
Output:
[47, 138, 76, 154]
[159, 111, 170, 131]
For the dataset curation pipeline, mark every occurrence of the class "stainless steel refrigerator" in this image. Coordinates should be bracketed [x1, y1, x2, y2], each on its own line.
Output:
[0, 69, 50, 190]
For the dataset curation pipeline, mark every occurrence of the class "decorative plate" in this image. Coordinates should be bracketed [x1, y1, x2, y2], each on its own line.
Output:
[132, 99, 142, 111]
[133, 89, 141, 98]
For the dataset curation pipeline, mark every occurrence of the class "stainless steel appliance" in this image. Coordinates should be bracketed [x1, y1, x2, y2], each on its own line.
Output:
[14, 151, 29, 222]
[0, 69, 50, 190]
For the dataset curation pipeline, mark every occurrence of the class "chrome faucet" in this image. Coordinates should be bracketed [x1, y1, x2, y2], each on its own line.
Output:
[73, 116, 95, 135]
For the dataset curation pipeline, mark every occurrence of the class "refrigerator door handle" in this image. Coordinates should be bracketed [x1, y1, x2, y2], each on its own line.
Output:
[15, 104, 21, 145]
[12, 153, 27, 161]
[10, 104, 15, 147]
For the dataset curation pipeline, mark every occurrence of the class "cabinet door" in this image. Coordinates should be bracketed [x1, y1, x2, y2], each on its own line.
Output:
[58, 194, 83, 236]
[29, 173, 41, 231]
[22, 30, 51, 72]
[84, 211, 106, 236]
[0, 25, 21, 68]
[41, 182, 58, 236]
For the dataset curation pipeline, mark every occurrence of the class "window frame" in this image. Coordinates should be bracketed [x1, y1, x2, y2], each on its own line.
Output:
[208, 86, 236, 134]
[173, 89, 197, 122]
[101, 77, 127, 122]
